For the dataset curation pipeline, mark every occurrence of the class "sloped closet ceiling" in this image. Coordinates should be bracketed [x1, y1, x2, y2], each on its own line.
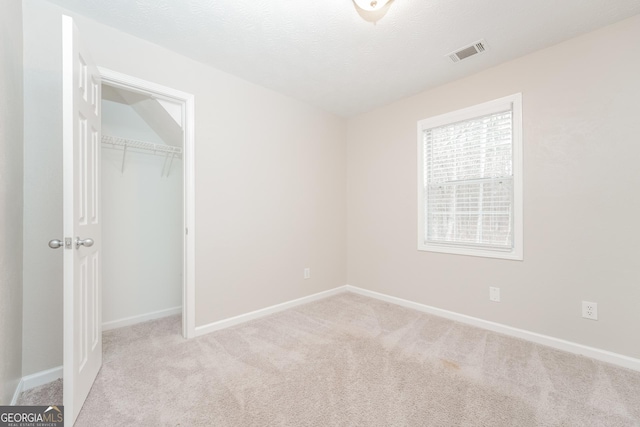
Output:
[47, 0, 640, 116]
[102, 86, 183, 147]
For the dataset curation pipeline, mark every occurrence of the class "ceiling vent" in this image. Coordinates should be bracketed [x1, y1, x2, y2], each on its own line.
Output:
[447, 40, 488, 63]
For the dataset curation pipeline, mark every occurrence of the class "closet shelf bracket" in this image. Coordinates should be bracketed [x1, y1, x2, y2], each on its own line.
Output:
[120, 144, 128, 173]
[161, 152, 177, 178]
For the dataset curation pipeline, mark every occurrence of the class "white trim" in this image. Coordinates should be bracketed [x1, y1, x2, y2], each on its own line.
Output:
[10, 380, 24, 405]
[418, 97, 514, 129]
[344, 285, 640, 372]
[511, 93, 524, 260]
[187, 283, 639, 371]
[10, 366, 64, 404]
[102, 306, 182, 331]
[417, 93, 523, 261]
[21, 366, 64, 394]
[98, 67, 196, 340]
[183, 90, 196, 339]
[194, 287, 349, 337]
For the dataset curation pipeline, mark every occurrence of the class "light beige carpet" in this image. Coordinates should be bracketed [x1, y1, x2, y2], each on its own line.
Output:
[16, 378, 62, 406]
[19, 292, 640, 426]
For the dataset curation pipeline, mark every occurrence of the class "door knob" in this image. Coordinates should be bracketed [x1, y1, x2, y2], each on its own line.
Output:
[48, 239, 64, 249]
[75, 237, 94, 249]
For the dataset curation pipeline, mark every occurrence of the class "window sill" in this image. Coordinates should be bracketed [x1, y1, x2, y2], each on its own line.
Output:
[418, 242, 523, 260]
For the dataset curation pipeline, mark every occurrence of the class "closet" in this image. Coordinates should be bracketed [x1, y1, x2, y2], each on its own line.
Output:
[100, 84, 184, 329]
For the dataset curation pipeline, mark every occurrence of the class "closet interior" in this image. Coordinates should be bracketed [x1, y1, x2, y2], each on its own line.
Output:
[100, 84, 184, 329]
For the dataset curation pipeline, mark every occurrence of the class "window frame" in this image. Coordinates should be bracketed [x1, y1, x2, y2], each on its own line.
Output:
[417, 93, 523, 260]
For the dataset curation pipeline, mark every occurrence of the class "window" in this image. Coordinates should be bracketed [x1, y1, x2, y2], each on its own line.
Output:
[417, 94, 523, 260]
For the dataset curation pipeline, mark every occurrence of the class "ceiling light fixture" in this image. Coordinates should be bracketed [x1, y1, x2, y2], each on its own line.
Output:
[352, 0, 391, 12]
[352, 0, 394, 23]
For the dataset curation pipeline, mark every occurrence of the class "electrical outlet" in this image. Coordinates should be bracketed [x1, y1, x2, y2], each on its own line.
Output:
[489, 287, 500, 302]
[304, 268, 310, 279]
[582, 301, 598, 320]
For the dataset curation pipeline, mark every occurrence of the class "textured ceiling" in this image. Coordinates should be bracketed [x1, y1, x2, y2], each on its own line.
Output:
[47, 0, 640, 116]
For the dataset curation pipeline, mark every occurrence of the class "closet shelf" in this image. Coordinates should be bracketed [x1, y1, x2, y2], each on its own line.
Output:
[101, 134, 183, 156]
[101, 134, 182, 177]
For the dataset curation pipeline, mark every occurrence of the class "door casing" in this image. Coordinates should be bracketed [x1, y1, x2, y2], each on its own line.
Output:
[98, 68, 196, 339]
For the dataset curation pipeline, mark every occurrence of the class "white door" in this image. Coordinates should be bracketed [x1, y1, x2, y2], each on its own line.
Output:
[62, 15, 102, 425]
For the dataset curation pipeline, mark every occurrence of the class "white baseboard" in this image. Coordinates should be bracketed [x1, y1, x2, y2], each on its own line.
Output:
[10, 379, 24, 405]
[188, 283, 640, 371]
[102, 306, 182, 331]
[194, 286, 348, 337]
[11, 365, 63, 404]
[345, 285, 640, 372]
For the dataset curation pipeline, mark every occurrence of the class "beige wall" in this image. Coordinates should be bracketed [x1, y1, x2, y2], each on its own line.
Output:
[347, 14, 640, 359]
[22, 0, 347, 375]
[0, 0, 24, 404]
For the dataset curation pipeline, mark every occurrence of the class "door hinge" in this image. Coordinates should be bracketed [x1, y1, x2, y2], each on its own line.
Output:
[185, 228, 188, 235]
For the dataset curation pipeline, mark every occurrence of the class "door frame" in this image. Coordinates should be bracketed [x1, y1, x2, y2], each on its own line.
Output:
[99, 67, 196, 339]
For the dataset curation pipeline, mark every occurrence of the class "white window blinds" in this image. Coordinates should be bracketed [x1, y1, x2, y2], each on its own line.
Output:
[422, 109, 514, 250]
